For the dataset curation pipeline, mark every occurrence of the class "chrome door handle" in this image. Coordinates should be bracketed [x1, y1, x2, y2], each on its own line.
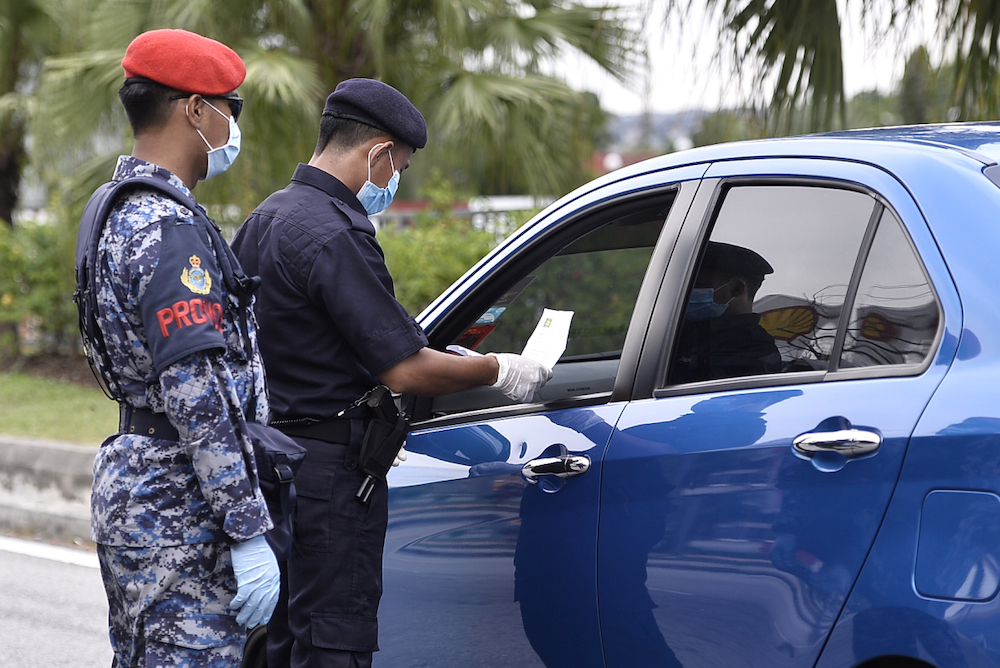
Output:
[793, 428, 882, 458]
[522, 453, 591, 484]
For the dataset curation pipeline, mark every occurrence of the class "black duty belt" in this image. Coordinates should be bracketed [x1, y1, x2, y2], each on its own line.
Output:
[119, 405, 353, 444]
[119, 404, 179, 441]
[273, 418, 352, 444]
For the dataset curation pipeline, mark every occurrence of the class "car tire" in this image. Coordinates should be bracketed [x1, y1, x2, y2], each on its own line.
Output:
[241, 625, 268, 668]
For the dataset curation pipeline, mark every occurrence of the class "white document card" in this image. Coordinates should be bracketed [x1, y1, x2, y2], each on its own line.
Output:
[521, 308, 574, 368]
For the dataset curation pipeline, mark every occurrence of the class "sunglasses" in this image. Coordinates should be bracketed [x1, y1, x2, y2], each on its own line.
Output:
[170, 94, 243, 123]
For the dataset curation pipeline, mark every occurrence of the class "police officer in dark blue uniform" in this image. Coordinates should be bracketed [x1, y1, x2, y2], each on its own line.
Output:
[232, 79, 552, 668]
[80, 29, 280, 667]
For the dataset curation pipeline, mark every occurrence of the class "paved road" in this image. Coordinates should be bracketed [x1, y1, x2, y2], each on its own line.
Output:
[0, 536, 113, 667]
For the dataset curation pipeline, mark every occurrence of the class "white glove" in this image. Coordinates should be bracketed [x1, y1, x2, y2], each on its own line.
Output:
[488, 353, 553, 403]
[230, 535, 280, 628]
[392, 446, 407, 467]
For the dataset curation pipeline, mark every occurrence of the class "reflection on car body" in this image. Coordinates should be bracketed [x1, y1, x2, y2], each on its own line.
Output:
[374, 123, 1000, 668]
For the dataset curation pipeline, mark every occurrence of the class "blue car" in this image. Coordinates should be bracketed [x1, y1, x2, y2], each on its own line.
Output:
[373, 123, 1000, 668]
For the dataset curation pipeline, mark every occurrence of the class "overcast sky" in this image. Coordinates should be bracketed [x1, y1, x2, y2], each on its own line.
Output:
[559, 2, 939, 116]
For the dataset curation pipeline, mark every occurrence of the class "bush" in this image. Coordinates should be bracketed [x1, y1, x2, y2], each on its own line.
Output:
[379, 176, 500, 316]
[0, 212, 80, 356]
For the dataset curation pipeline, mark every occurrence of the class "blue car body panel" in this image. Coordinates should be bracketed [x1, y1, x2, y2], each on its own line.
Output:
[816, 143, 1000, 666]
[375, 123, 1000, 668]
[378, 405, 625, 668]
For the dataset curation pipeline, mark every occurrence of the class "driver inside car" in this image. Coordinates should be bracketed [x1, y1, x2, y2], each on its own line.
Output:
[669, 241, 781, 384]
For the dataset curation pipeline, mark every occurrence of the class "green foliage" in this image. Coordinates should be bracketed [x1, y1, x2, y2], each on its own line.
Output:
[669, 0, 1000, 132]
[692, 45, 965, 144]
[898, 48, 958, 125]
[846, 89, 899, 129]
[414, 74, 611, 197]
[900, 45, 934, 125]
[480, 237, 655, 358]
[379, 174, 499, 316]
[692, 110, 766, 147]
[946, 0, 1000, 120]
[682, 0, 847, 132]
[0, 1, 636, 364]
[0, 373, 115, 444]
[844, 46, 957, 130]
[0, 208, 78, 354]
[25, 0, 639, 217]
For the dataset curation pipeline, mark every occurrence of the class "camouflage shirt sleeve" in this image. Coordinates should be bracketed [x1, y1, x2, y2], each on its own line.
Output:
[160, 350, 273, 543]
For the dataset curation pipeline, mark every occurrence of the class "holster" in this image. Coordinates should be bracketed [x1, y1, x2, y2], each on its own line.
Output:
[356, 385, 409, 503]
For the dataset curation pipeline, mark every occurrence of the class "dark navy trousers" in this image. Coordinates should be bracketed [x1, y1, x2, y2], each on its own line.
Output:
[266, 428, 389, 668]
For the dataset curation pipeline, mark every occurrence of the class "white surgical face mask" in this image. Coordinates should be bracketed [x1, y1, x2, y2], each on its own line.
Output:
[196, 100, 241, 180]
[356, 143, 399, 215]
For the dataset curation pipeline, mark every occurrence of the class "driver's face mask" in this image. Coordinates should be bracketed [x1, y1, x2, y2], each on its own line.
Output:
[685, 280, 737, 321]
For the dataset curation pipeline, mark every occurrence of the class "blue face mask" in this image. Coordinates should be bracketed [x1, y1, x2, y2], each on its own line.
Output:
[357, 143, 399, 215]
[685, 283, 735, 321]
[197, 101, 241, 180]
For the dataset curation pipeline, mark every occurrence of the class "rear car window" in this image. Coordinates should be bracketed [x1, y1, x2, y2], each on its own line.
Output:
[665, 183, 940, 387]
[668, 184, 876, 383]
[838, 208, 939, 368]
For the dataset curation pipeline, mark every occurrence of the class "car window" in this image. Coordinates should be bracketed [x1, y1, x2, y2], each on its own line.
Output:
[429, 196, 672, 416]
[467, 222, 661, 360]
[667, 184, 876, 384]
[837, 208, 939, 368]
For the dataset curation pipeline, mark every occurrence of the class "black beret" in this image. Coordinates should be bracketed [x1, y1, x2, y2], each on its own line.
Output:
[702, 241, 774, 280]
[323, 78, 427, 150]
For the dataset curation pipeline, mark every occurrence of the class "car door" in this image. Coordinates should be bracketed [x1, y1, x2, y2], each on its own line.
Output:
[374, 168, 707, 668]
[598, 159, 953, 667]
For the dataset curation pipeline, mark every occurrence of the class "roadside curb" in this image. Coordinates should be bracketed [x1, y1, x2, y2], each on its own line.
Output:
[0, 436, 94, 543]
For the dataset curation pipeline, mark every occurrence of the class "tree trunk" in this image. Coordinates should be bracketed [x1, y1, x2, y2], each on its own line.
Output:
[0, 118, 25, 227]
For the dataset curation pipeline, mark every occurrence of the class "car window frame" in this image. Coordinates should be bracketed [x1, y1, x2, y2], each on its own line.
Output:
[408, 179, 703, 430]
[644, 173, 946, 400]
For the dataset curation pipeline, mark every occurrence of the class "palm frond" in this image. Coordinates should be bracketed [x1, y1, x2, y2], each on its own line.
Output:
[427, 68, 596, 195]
[940, 0, 1000, 119]
[35, 49, 123, 152]
[197, 45, 324, 215]
[492, 3, 642, 81]
[242, 45, 324, 108]
[0, 92, 27, 127]
[670, 0, 925, 132]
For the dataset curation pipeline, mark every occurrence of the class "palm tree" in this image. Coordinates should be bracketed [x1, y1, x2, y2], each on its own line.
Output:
[0, 0, 71, 226]
[666, 0, 1000, 133]
[31, 0, 326, 219]
[31, 0, 641, 215]
[358, 0, 639, 195]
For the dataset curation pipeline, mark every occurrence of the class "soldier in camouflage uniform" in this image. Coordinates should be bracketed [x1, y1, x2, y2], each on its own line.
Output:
[80, 29, 280, 667]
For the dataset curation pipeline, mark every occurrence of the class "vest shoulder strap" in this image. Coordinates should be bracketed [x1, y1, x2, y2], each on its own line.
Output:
[73, 177, 220, 401]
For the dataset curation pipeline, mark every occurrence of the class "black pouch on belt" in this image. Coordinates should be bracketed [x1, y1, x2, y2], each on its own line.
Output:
[356, 385, 409, 504]
[246, 422, 307, 560]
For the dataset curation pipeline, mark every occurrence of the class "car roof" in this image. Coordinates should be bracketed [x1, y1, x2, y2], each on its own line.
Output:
[818, 122, 1000, 161]
[550, 121, 1000, 210]
[818, 122, 1000, 164]
[647, 121, 1000, 169]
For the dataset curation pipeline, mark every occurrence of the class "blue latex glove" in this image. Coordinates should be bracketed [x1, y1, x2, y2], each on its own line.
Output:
[229, 535, 280, 628]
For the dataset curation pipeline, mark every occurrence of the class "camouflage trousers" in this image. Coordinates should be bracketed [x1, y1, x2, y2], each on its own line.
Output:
[97, 542, 247, 668]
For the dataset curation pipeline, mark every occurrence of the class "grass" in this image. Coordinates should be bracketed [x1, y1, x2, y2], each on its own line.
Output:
[0, 373, 117, 445]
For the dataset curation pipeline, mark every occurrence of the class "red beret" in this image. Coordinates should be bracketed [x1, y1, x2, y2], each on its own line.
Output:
[122, 29, 245, 96]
